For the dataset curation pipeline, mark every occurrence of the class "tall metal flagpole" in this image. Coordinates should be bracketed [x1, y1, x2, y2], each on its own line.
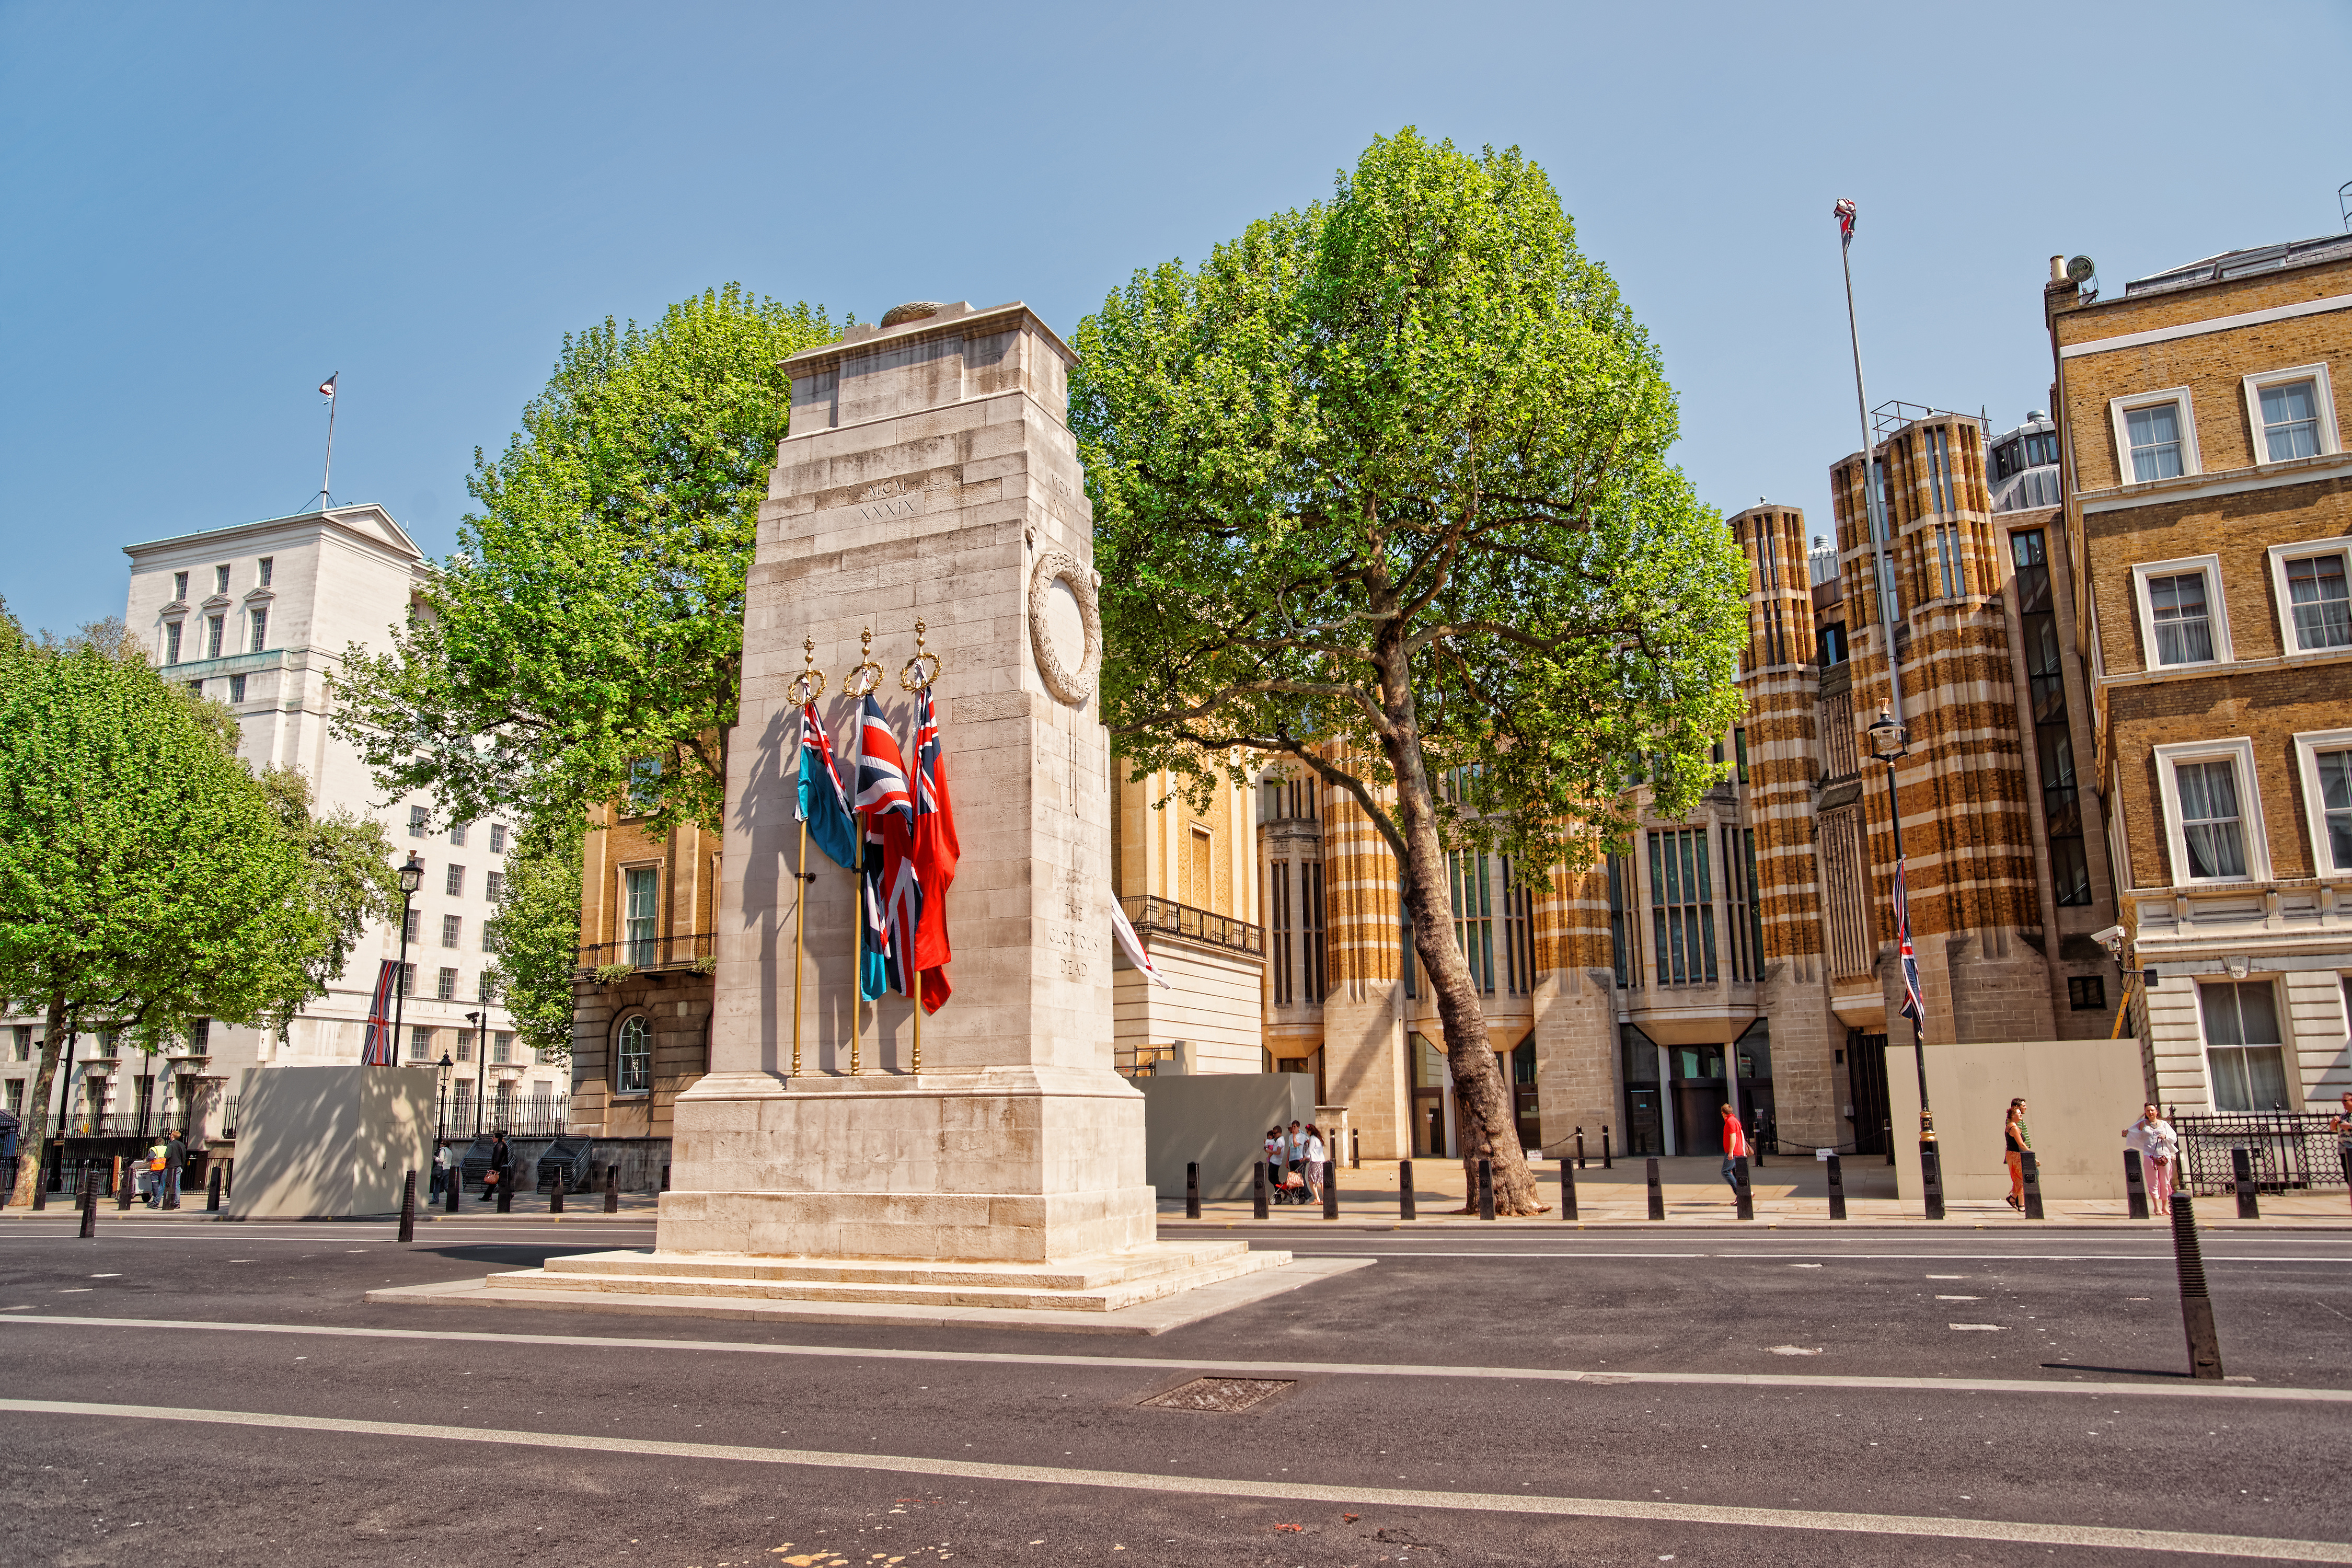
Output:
[1836, 198, 1938, 1208]
[900, 621, 940, 1078]
[318, 373, 339, 508]
[787, 638, 827, 1082]
[844, 629, 884, 1078]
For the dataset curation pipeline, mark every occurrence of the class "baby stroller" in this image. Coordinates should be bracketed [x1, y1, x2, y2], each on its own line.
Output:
[1269, 1158, 1310, 1205]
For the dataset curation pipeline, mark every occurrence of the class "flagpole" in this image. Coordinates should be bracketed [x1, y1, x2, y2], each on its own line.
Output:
[788, 642, 826, 1083]
[1834, 203, 1907, 727]
[846, 629, 883, 1078]
[320, 374, 339, 509]
[901, 621, 940, 1077]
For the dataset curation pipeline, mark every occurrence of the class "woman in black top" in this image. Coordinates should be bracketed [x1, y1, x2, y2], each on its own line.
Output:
[2003, 1100, 2030, 1211]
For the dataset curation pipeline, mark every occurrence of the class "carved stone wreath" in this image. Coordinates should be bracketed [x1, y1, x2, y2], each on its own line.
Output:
[1027, 548, 1102, 706]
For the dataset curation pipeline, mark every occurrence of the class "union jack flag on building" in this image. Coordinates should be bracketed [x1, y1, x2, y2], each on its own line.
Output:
[360, 959, 399, 1065]
[1893, 856, 1926, 1027]
[1835, 198, 1857, 246]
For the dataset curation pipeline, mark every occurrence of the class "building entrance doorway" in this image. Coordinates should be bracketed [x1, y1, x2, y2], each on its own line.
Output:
[1847, 1030, 1889, 1155]
[1409, 1032, 1451, 1157]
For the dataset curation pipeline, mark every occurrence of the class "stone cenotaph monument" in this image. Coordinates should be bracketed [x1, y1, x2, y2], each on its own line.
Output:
[449, 302, 1292, 1321]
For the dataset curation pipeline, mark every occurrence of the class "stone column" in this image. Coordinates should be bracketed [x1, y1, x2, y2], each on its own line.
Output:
[664, 301, 1153, 1265]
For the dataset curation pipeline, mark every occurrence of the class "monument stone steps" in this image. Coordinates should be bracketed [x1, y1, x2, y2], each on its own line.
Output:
[536, 1240, 1256, 1290]
[482, 1242, 1288, 1313]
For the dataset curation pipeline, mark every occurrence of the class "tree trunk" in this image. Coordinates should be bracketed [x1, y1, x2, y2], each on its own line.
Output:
[8, 996, 68, 1209]
[1369, 618, 1545, 1217]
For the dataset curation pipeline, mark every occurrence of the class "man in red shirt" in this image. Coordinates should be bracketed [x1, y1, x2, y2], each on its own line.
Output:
[1719, 1102, 1749, 1196]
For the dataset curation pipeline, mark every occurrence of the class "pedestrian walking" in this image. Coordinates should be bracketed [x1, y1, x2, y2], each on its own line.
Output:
[2328, 1091, 2352, 1213]
[1717, 1102, 1748, 1196]
[430, 1141, 452, 1201]
[2122, 1103, 2178, 1216]
[2003, 1099, 2031, 1211]
[143, 1135, 169, 1207]
[482, 1130, 511, 1204]
[1301, 1123, 1326, 1202]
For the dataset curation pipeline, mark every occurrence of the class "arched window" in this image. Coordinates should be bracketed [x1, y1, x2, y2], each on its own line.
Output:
[614, 1014, 652, 1094]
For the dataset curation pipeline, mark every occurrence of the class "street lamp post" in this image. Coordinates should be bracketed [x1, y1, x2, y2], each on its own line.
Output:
[465, 1010, 485, 1137]
[435, 1052, 454, 1142]
[1867, 706, 1944, 1220]
[392, 854, 424, 1066]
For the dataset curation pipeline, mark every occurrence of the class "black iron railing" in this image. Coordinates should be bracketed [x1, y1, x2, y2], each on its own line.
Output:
[577, 932, 716, 974]
[1116, 1044, 1180, 1078]
[2174, 1111, 2349, 1195]
[440, 1097, 571, 1140]
[1123, 895, 1263, 958]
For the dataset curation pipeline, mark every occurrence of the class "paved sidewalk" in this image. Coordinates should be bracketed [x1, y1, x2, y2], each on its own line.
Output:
[1158, 1155, 2352, 1228]
[0, 1189, 666, 1220]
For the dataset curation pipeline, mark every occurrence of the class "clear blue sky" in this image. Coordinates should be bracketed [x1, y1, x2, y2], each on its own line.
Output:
[5, 1, 2346, 635]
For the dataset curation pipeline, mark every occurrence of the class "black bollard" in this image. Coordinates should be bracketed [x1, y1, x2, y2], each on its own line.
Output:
[1322, 1159, 1339, 1220]
[1826, 1152, 1847, 1221]
[2231, 1146, 2259, 1220]
[605, 1163, 620, 1214]
[2020, 1149, 2045, 1220]
[1185, 1161, 1201, 1220]
[223, 1159, 233, 1201]
[1575, 1128, 1586, 1170]
[1734, 1156, 1754, 1220]
[1560, 1158, 1578, 1220]
[2123, 1149, 2149, 1219]
[1477, 1158, 1495, 1221]
[1252, 1159, 1269, 1220]
[1921, 1141, 1946, 1221]
[79, 1165, 98, 1238]
[660, 1163, 671, 1192]
[1750, 1113, 1765, 1169]
[1645, 1157, 1665, 1221]
[1885, 1120, 1896, 1166]
[496, 1176, 512, 1214]
[1399, 1160, 1417, 1221]
[206, 1165, 223, 1213]
[1351, 1129, 1361, 1170]
[1601, 1128, 1613, 1169]
[116, 1156, 132, 1210]
[162, 1159, 179, 1210]
[446, 1167, 462, 1213]
[550, 1169, 565, 1214]
[2170, 1191, 2224, 1379]
[398, 1170, 418, 1241]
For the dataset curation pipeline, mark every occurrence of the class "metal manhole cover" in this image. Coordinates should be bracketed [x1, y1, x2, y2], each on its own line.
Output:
[1142, 1376, 1295, 1413]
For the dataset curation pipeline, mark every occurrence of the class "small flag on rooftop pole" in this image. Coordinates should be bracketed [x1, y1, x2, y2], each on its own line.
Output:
[319, 373, 338, 399]
[1835, 198, 1857, 247]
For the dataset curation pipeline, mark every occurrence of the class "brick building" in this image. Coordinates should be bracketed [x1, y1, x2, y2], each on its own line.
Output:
[2044, 235, 2352, 1113]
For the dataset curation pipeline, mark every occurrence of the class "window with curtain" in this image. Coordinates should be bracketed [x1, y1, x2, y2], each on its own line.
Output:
[616, 1015, 653, 1093]
[624, 866, 659, 964]
[1449, 850, 1496, 995]
[2147, 571, 2215, 665]
[2174, 759, 2248, 879]
[2317, 750, 2352, 873]
[2285, 553, 2350, 650]
[2199, 981, 2289, 1112]
[2258, 379, 2322, 462]
[1648, 828, 1716, 986]
[2126, 401, 2186, 481]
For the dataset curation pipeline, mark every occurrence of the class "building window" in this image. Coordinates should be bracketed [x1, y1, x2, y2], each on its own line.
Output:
[408, 805, 429, 838]
[489, 823, 507, 854]
[4, 1080, 21, 1118]
[2125, 402, 2185, 481]
[1648, 828, 1717, 987]
[615, 1015, 653, 1094]
[449, 821, 468, 847]
[1500, 856, 1535, 996]
[190, 1017, 208, 1052]
[397, 962, 414, 998]
[1300, 861, 1326, 1001]
[445, 863, 465, 896]
[407, 1025, 432, 1063]
[486, 870, 504, 903]
[2242, 365, 2337, 464]
[205, 615, 224, 659]
[187, 679, 202, 697]
[624, 866, 659, 965]
[455, 1028, 472, 1063]
[165, 621, 182, 664]
[2291, 730, 2352, 877]
[258, 556, 273, 587]
[478, 971, 495, 1001]
[1269, 861, 1293, 1006]
[2153, 738, 2269, 885]
[172, 571, 188, 602]
[1817, 621, 1848, 666]
[2130, 556, 2229, 669]
[492, 1031, 513, 1065]
[1449, 851, 1496, 995]
[227, 674, 246, 704]
[441, 914, 462, 948]
[248, 608, 268, 652]
[1733, 728, 1748, 785]
[2176, 759, 2247, 879]
[2199, 980, 2289, 1112]
[1721, 827, 1762, 983]
[214, 564, 230, 595]
[2266, 543, 2352, 654]
[401, 906, 420, 943]
[2012, 531, 2091, 905]
[10, 1025, 29, 1062]
[1607, 851, 1642, 989]
[483, 921, 498, 954]
[436, 967, 457, 1000]
[2068, 975, 2107, 1011]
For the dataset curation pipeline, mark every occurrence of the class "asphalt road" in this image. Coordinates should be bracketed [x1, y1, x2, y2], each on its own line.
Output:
[2, 1216, 2347, 1567]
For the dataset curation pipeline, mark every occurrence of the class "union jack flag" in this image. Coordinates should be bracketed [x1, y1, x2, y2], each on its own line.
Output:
[1835, 198, 1857, 246]
[1894, 856, 1926, 1026]
[360, 959, 399, 1065]
[852, 693, 913, 824]
[905, 682, 958, 1011]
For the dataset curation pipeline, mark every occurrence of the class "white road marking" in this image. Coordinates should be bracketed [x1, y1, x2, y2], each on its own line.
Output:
[4, 1398, 2345, 1562]
[1950, 1324, 2004, 1332]
[5, 1315, 2346, 1403]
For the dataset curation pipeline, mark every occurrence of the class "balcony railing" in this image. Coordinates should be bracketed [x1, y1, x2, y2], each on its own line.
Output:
[577, 932, 716, 975]
[439, 1096, 571, 1140]
[1122, 895, 1263, 958]
[2175, 1111, 2349, 1195]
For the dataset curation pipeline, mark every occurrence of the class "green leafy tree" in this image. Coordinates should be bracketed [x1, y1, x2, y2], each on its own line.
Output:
[329, 285, 844, 835]
[1071, 130, 1747, 1214]
[0, 637, 389, 1205]
[485, 809, 586, 1062]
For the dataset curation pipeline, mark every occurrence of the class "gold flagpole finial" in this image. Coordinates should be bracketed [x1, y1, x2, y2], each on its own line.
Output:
[846, 627, 884, 699]
[787, 635, 826, 706]
[900, 617, 941, 691]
